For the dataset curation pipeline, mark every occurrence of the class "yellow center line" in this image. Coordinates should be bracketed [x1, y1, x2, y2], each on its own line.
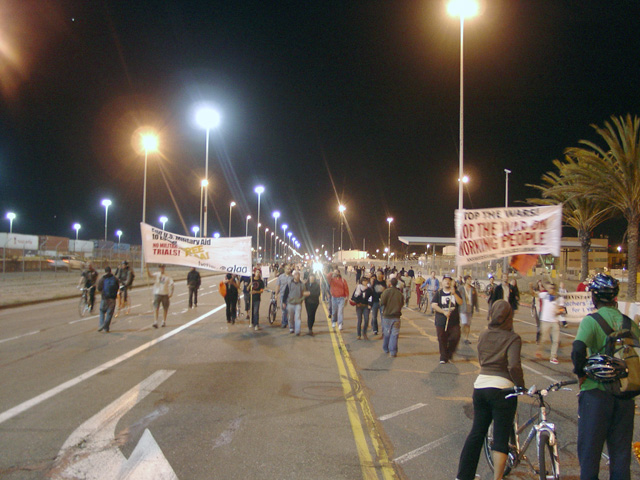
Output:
[322, 301, 398, 480]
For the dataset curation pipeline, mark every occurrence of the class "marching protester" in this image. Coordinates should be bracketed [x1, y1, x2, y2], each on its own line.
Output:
[380, 276, 403, 357]
[78, 263, 99, 312]
[329, 268, 349, 330]
[304, 273, 321, 335]
[147, 264, 175, 328]
[370, 270, 386, 335]
[432, 274, 463, 364]
[458, 275, 479, 345]
[352, 276, 373, 340]
[97, 266, 119, 333]
[421, 271, 439, 314]
[186, 267, 201, 309]
[276, 265, 293, 329]
[114, 261, 134, 311]
[222, 274, 239, 324]
[530, 282, 564, 364]
[250, 269, 265, 330]
[283, 270, 306, 335]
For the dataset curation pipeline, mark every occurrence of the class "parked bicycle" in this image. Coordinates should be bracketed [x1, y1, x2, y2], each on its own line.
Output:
[78, 286, 95, 317]
[483, 379, 578, 479]
[266, 289, 277, 325]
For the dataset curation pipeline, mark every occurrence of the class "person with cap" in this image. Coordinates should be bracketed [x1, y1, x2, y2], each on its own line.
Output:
[571, 273, 640, 480]
[456, 300, 525, 480]
[147, 264, 174, 328]
[97, 266, 120, 333]
[432, 274, 463, 364]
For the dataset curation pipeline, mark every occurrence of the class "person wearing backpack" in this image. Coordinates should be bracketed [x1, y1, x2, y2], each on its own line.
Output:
[97, 266, 120, 333]
[571, 273, 640, 480]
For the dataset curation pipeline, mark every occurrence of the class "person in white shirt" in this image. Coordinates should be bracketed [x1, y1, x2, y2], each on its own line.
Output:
[530, 282, 564, 364]
[147, 264, 175, 328]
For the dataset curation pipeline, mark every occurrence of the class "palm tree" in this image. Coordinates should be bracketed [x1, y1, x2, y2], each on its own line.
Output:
[527, 157, 615, 282]
[555, 114, 640, 299]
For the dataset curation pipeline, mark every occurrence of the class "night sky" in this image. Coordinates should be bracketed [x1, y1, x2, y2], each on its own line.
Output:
[1, 1, 639, 254]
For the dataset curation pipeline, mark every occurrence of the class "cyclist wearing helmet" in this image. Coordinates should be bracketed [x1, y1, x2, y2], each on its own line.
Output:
[571, 273, 639, 480]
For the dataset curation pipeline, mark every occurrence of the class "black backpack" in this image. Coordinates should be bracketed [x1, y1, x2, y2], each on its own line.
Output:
[102, 275, 119, 299]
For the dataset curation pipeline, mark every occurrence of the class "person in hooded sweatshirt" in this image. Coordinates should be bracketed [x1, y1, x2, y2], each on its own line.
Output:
[456, 300, 525, 480]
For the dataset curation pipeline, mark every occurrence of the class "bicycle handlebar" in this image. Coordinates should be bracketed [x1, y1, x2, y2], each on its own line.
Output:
[503, 379, 578, 399]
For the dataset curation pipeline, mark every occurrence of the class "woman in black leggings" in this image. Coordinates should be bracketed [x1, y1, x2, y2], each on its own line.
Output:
[304, 274, 321, 335]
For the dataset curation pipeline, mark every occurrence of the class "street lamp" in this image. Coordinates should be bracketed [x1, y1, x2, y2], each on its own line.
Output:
[140, 133, 158, 225]
[229, 201, 236, 237]
[116, 230, 123, 244]
[159, 216, 168, 230]
[338, 204, 346, 261]
[245, 215, 251, 236]
[503, 168, 511, 273]
[254, 186, 264, 264]
[192, 226, 200, 236]
[73, 223, 81, 240]
[272, 211, 280, 260]
[264, 227, 269, 262]
[6, 212, 16, 233]
[214, 232, 220, 239]
[387, 217, 393, 264]
[448, 0, 478, 216]
[101, 199, 112, 242]
[199, 179, 208, 236]
[271, 232, 275, 262]
[287, 231, 293, 259]
[195, 106, 221, 237]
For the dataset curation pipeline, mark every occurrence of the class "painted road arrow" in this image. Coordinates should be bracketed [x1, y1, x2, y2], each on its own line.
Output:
[49, 370, 177, 480]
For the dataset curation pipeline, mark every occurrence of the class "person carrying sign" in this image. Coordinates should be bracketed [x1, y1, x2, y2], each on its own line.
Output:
[432, 275, 463, 364]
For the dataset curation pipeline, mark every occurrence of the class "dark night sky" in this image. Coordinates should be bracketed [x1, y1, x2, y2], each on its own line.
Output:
[1, 0, 639, 254]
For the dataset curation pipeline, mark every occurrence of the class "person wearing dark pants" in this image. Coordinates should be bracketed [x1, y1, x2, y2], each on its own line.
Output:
[97, 266, 120, 333]
[571, 273, 639, 480]
[456, 300, 525, 480]
[304, 273, 321, 335]
[380, 277, 403, 357]
[223, 274, 239, 324]
[432, 275, 463, 364]
[250, 270, 265, 330]
[187, 267, 201, 308]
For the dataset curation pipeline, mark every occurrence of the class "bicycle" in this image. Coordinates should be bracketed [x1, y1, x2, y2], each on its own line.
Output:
[78, 286, 95, 317]
[266, 289, 277, 324]
[419, 289, 429, 313]
[483, 379, 578, 479]
[114, 285, 131, 318]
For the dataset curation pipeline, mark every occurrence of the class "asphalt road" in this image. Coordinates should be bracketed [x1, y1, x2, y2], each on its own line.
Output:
[1, 274, 639, 480]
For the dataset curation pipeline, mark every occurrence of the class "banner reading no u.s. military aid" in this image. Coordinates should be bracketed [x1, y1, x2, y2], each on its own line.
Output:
[140, 222, 252, 275]
[454, 205, 562, 266]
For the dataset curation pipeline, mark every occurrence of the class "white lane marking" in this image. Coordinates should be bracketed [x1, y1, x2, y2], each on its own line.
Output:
[393, 431, 458, 464]
[379, 403, 427, 421]
[0, 303, 226, 425]
[0, 330, 40, 344]
[522, 363, 560, 383]
[50, 370, 177, 480]
[69, 305, 144, 325]
[178, 292, 188, 297]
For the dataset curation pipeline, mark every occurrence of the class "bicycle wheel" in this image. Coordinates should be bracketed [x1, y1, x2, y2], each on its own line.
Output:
[79, 295, 89, 317]
[268, 302, 277, 324]
[483, 422, 517, 477]
[537, 431, 559, 480]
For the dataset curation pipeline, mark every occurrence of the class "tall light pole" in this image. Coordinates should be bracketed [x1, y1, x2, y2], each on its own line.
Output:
[159, 216, 168, 230]
[140, 133, 158, 225]
[245, 215, 251, 236]
[101, 199, 112, 242]
[229, 201, 236, 237]
[270, 232, 275, 262]
[387, 217, 393, 265]
[282, 224, 288, 260]
[264, 227, 269, 262]
[73, 223, 81, 241]
[254, 186, 264, 264]
[272, 211, 280, 260]
[6, 212, 16, 234]
[195, 106, 221, 237]
[199, 179, 207, 235]
[116, 230, 123, 244]
[503, 168, 511, 274]
[287, 231, 293, 260]
[448, 0, 478, 215]
[338, 204, 346, 261]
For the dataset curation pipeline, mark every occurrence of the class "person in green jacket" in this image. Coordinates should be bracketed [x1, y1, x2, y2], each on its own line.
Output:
[380, 277, 404, 357]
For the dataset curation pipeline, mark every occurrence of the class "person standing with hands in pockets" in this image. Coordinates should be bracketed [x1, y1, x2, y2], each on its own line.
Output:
[147, 264, 174, 328]
[432, 274, 463, 364]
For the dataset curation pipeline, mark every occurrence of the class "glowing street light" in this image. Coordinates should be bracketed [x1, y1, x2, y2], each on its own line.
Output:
[140, 133, 158, 225]
[387, 217, 393, 264]
[159, 216, 168, 231]
[214, 232, 220, 239]
[195, 106, 221, 237]
[245, 215, 251, 236]
[229, 201, 236, 237]
[101, 199, 112, 242]
[6, 212, 16, 234]
[116, 229, 123, 244]
[192, 226, 200, 236]
[338, 204, 346, 260]
[73, 223, 81, 240]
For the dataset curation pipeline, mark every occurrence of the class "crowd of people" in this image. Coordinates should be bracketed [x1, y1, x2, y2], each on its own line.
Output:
[77, 260, 638, 478]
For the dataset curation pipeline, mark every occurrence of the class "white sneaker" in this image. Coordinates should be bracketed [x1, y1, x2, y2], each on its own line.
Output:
[339, 324, 343, 331]
[254, 325, 259, 331]
[332, 322, 336, 328]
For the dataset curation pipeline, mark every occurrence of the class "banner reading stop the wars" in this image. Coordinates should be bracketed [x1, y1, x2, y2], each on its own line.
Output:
[455, 205, 562, 266]
[140, 222, 252, 275]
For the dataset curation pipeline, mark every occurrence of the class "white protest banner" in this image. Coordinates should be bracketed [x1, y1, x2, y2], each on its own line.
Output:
[140, 223, 252, 275]
[563, 292, 595, 323]
[455, 205, 562, 266]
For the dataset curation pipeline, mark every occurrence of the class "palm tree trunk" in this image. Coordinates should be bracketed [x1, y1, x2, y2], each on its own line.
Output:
[579, 229, 590, 281]
[625, 214, 639, 300]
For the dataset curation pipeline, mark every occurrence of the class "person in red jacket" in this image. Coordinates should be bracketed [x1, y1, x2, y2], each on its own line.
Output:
[328, 268, 349, 330]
